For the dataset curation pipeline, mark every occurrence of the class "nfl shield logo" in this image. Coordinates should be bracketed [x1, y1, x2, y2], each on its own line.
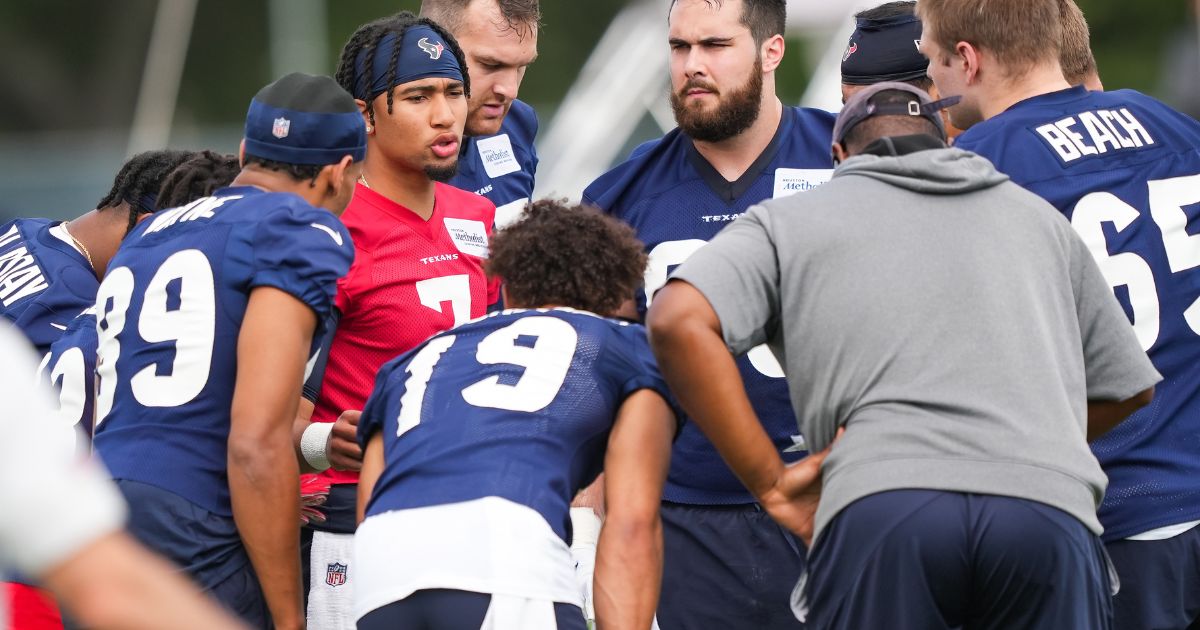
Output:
[325, 562, 347, 587]
[272, 117, 291, 139]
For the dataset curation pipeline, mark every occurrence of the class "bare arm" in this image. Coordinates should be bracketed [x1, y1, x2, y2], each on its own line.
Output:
[357, 432, 385, 526]
[593, 390, 674, 630]
[42, 532, 249, 630]
[229, 287, 311, 630]
[647, 281, 832, 544]
[1088, 387, 1154, 441]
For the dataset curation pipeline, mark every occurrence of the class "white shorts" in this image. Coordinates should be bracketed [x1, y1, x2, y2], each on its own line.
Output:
[307, 530, 356, 630]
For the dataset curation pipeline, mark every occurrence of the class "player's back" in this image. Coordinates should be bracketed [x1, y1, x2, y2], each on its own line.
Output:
[92, 186, 352, 517]
[0, 218, 97, 353]
[361, 307, 666, 541]
[955, 86, 1200, 540]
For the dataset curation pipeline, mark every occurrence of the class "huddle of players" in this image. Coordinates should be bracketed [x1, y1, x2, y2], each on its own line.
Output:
[3, 0, 1200, 628]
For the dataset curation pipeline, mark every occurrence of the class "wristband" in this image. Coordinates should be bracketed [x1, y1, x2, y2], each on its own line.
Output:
[300, 422, 335, 472]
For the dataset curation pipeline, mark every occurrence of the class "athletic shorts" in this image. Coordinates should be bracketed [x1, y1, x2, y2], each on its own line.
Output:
[806, 489, 1113, 630]
[657, 501, 807, 629]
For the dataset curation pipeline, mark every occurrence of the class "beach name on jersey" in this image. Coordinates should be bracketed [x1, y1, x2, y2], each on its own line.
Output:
[0, 225, 48, 307]
[1036, 108, 1154, 163]
[143, 195, 244, 235]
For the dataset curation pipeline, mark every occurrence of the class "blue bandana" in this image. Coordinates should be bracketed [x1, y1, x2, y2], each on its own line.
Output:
[841, 14, 928, 85]
[243, 73, 367, 166]
[352, 25, 464, 102]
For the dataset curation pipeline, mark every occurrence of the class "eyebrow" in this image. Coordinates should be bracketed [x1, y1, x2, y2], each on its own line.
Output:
[669, 36, 735, 46]
[474, 53, 539, 68]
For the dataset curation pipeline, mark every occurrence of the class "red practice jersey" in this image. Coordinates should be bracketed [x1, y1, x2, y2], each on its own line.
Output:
[313, 182, 499, 485]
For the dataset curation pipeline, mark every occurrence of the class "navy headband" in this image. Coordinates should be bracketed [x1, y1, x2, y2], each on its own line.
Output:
[243, 73, 367, 166]
[841, 14, 928, 85]
[352, 25, 464, 102]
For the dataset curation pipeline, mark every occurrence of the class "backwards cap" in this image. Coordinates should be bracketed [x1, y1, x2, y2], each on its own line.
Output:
[841, 13, 928, 85]
[244, 73, 367, 166]
[351, 24, 464, 103]
[832, 81, 960, 144]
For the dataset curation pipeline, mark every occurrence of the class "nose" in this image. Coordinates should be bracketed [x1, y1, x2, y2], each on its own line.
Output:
[431, 92, 455, 128]
[490, 69, 520, 102]
[683, 47, 707, 80]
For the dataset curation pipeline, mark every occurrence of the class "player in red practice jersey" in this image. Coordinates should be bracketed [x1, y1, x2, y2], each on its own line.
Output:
[291, 13, 500, 630]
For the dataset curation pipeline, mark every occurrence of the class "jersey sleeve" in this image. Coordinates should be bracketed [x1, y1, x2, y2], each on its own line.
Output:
[250, 202, 354, 324]
[670, 205, 782, 356]
[608, 324, 684, 434]
[1067, 227, 1163, 399]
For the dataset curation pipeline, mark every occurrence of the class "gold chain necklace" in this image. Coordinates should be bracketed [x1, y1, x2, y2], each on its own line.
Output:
[358, 174, 371, 189]
[62, 220, 95, 272]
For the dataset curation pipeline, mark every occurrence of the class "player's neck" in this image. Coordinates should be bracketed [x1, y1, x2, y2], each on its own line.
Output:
[980, 63, 1072, 122]
[66, 208, 127, 280]
[360, 164, 437, 220]
[691, 95, 783, 182]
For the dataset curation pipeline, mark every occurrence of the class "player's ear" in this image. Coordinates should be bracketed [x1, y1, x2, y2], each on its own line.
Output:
[955, 41, 981, 84]
[238, 140, 246, 168]
[323, 155, 356, 199]
[831, 142, 849, 165]
[356, 99, 373, 134]
[760, 34, 785, 74]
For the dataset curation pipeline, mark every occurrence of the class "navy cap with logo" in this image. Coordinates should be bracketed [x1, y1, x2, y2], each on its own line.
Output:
[243, 72, 367, 166]
[832, 81, 960, 145]
[841, 13, 928, 86]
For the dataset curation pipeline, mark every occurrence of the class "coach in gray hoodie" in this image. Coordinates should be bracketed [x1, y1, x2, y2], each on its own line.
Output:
[647, 82, 1161, 630]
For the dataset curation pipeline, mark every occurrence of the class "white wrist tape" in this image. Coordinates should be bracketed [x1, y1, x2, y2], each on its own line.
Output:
[570, 507, 602, 549]
[300, 422, 335, 472]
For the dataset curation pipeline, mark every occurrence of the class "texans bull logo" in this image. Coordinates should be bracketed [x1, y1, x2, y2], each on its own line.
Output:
[842, 42, 858, 62]
[418, 37, 445, 60]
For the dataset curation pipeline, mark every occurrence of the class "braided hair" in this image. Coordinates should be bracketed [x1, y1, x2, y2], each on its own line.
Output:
[334, 11, 471, 128]
[156, 150, 240, 210]
[95, 149, 195, 234]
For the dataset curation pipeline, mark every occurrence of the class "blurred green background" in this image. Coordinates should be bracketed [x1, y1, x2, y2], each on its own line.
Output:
[0, 0, 1195, 218]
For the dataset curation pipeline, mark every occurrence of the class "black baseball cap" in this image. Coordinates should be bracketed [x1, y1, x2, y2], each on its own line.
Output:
[832, 81, 960, 144]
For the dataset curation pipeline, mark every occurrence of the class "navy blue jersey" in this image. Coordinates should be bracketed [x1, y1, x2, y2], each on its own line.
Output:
[448, 100, 538, 228]
[0, 218, 97, 354]
[359, 308, 677, 542]
[39, 306, 98, 441]
[92, 187, 353, 516]
[955, 86, 1200, 540]
[583, 106, 836, 504]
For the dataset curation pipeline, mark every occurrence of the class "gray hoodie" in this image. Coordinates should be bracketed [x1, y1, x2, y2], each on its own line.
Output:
[674, 146, 1160, 542]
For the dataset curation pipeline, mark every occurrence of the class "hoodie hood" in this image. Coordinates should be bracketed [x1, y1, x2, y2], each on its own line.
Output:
[833, 147, 1009, 195]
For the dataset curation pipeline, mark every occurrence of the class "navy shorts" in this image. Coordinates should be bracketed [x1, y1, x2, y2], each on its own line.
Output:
[1107, 523, 1200, 629]
[806, 490, 1112, 630]
[117, 479, 270, 629]
[657, 501, 807, 629]
[357, 589, 586, 630]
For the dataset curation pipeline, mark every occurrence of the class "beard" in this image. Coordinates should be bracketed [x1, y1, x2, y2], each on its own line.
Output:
[425, 162, 459, 182]
[671, 58, 764, 143]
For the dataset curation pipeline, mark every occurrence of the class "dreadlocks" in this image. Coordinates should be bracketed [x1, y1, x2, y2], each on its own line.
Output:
[334, 11, 471, 127]
[96, 149, 194, 235]
[155, 150, 240, 211]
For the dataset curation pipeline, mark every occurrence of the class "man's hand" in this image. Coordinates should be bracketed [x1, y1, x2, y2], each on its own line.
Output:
[757, 434, 839, 547]
[328, 409, 363, 471]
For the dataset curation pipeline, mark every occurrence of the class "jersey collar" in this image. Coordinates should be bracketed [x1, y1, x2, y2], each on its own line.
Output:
[684, 106, 792, 203]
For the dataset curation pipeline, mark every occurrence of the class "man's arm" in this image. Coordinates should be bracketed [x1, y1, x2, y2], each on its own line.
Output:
[356, 432, 385, 526]
[229, 287, 312, 630]
[647, 280, 831, 544]
[292, 310, 363, 473]
[42, 532, 249, 630]
[1088, 387, 1155, 441]
[593, 390, 673, 630]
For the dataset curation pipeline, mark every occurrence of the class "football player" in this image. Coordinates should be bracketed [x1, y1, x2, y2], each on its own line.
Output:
[921, 0, 1200, 626]
[0, 149, 192, 355]
[38, 150, 240, 448]
[296, 14, 499, 629]
[582, 0, 834, 626]
[421, 0, 541, 229]
[355, 200, 677, 630]
[91, 72, 362, 629]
